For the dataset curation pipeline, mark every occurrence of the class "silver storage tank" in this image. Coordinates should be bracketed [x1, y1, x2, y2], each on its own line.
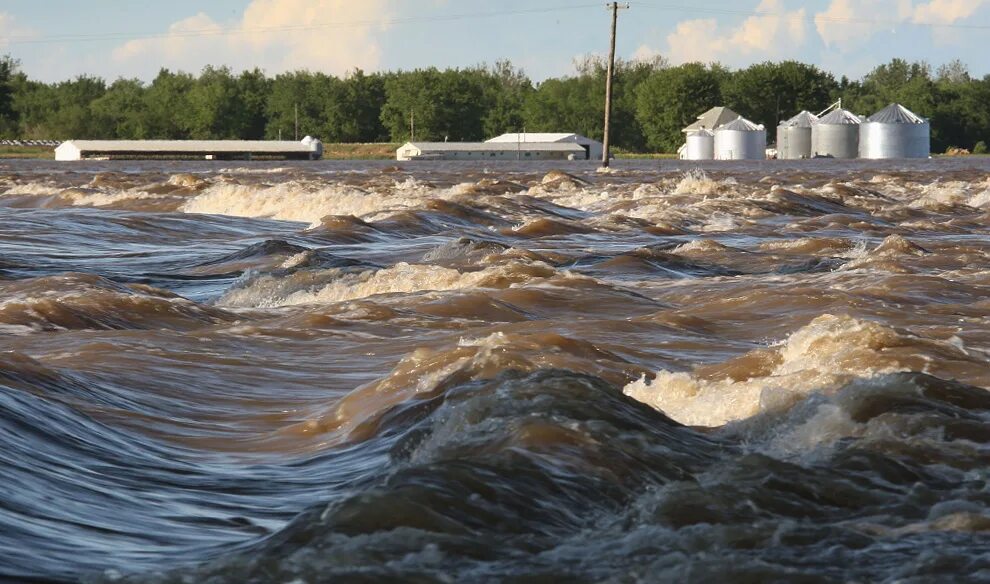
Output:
[714, 117, 766, 160]
[812, 108, 861, 159]
[776, 111, 817, 159]
[859, 103, 930, 159]
[685, 129, 715, 160]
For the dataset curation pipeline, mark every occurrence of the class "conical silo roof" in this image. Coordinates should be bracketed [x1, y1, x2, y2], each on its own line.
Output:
[718, 116, 763, 131]
[780, 111, 818, 128]
[867, 103, 926, 124]
[818, 109, 862, 125]
[688, 128, 715, 137]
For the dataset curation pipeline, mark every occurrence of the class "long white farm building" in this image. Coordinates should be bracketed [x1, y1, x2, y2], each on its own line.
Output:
[55, 138, 323, 161]
[396, 141, 588, 161]
[485, 133, 603, 161]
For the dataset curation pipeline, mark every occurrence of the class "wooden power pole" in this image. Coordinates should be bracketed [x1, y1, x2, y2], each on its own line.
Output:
[601, 2, 628, 167]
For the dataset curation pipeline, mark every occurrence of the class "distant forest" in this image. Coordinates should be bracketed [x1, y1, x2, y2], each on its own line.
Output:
[0, 55, 987, 154]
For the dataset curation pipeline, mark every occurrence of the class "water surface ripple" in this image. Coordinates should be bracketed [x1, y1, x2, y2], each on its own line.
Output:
[0, 159, 989, 582]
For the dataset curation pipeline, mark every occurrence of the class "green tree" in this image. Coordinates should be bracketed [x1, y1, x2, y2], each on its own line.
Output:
[523, 74, 602, 140]
[237, 68, 272, 139]
[265, 71, 334, 140]
[481, 60, 533, 137]
[635, 63, 727, 152]
[929, 69, 990, 153]
[323, 70, 388, 142]
[181, 66, 248, 139]
[90, 78, 149, 138]
[852, 58, 936, 116]
[145, 69, 195, 138]
[9, 73, 50, 138]
[0, 55, 17, 135]
[380, 68, 489, 142]
[936, 59, 971, 84]
[723, 61, 838, 128]
[525, 56, 664, 151]
[44, 75, 107, 138]
[613, 56, 668, 151]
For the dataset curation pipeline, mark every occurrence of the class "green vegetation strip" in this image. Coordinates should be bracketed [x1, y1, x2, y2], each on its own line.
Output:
[0, 145, 52, 159]
[0, 56, 985, 155]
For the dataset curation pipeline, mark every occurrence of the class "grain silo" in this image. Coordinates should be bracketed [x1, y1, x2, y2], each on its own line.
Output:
[685, 129, 715, 160]
[714, 117, 766, 160]
[859, 103, 930, 159]
[776, 111, 818, 159]
[812, 108, 861, 159]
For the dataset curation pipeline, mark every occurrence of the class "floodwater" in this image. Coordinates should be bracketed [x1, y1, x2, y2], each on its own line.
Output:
[1, 158, 989, 583]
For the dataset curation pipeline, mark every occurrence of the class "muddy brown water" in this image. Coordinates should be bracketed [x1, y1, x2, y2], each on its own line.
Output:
[1, 158, 989, 582]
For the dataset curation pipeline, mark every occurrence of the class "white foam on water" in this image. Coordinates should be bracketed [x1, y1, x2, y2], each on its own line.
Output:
[623, 314, 977, 428]
[218, 261, 560, 309]
[58, 188, 169, 207]
[3, 182, 62, 196]
[673, 169, 732, 195]
[909, 181, 974, 210]
[968, 189, 990, 208]
[181, 178, 478, 225]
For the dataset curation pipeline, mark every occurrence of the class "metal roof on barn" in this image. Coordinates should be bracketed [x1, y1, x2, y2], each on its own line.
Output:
[407, 142, 586, 152]
[683, 107, 741, 133]
[486, 133, 590, 143]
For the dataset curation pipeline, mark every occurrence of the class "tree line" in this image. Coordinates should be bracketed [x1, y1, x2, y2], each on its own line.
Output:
[0, 55, 986, 154]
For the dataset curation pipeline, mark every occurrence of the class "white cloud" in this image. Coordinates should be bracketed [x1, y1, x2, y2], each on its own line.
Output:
[0, 12, 37, 51]
[111, 0, 392, 76]
[912, 0, 988, 23]
[815, 0, 912, 50]
[651, 0, 808, 66]
[815, 0, 986, 49]
[912, 0, 989, 43]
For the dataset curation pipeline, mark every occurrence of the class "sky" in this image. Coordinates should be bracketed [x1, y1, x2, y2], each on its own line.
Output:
[1, 0, 989, 83]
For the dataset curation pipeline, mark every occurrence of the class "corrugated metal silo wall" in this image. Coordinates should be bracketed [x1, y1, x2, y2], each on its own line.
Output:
[686, 133, 715, 160]
[715, 130, 766, 160]
[812, 124, 859, 159]
[777, 126, 812, 159]
[859, 123, 931, 159]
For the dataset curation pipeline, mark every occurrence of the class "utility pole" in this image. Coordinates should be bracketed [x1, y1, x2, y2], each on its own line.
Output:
[601, 2, 628, 168]
[410, 110, 415, 142]
[294, 103, 299, 141]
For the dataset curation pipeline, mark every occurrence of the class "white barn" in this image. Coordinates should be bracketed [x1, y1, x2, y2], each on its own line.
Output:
[55, 138, 323, 161]
[486, 133, 603, 161]
[396, 141, 587, 161]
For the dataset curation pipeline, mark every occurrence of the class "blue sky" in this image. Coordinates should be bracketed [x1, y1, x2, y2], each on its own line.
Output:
[2, 0, 988, 82]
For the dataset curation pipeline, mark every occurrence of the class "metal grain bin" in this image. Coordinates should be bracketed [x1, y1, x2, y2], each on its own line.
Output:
[714, 117, 766, 160]
[812, 108, 861, 159]
[859, 103, 930, 159]
[685, 129, 715, 160]
[776, 111, 818, 159]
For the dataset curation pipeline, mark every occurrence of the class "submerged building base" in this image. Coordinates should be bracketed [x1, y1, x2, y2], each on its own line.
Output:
[55, 138, 323, 161]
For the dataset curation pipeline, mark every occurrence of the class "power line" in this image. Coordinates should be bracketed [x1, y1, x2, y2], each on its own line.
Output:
[6, 1, 986, 51]
[629, 1, 990, 31]
[3, 4, 605, 46]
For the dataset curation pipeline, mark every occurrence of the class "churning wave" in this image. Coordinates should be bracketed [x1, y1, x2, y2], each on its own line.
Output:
[0, 159, 988, 583]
